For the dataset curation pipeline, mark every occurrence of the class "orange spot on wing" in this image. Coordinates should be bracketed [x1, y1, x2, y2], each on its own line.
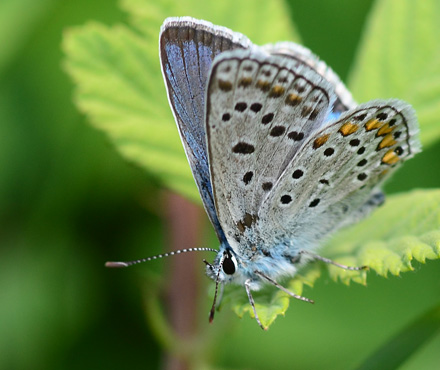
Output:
[377, 123, 395, 136]
[256, 80, 271, 92]
[268, 85, 285, 98]
[238, 77, 253, 88]
[381, 149, 399, 164]
[313, 134, 330, 149]
[339, 122, 359, 136]
[365, 118, 382, 131]
[378, 134, 397, 150]
[285, 93, 302, 106]
[218, 80, 233, 91]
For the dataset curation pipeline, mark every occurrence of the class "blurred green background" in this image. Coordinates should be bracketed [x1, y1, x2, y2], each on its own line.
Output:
[1, 0, 439, 369]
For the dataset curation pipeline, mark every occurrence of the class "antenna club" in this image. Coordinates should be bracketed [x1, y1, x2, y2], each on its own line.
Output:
[105, 261, 129, 268]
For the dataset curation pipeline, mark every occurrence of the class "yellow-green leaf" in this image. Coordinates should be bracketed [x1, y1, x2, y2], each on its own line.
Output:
[349, 0, 440, 147]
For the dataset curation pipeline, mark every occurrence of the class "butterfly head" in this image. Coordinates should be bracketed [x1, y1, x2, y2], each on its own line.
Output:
[206, 244, 255, 323]
[206, 243, 268, 289]
[206, 245, 241, 284]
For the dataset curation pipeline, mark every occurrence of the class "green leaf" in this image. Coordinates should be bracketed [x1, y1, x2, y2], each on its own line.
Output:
[349, 0, 440, 147]
[324, 189, 440, 278]
[355, 304, 440, 370]
[63, 0, 298, 202]
[229, 189, 440, 328]
[63, 21, 197, 200]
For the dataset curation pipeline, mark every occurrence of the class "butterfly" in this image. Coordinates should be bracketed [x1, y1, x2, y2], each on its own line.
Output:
[107, 17, 421, 329]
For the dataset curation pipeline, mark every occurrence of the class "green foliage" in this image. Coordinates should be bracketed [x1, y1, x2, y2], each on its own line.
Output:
[63, 21, 194, 199]
[349, 0, 440, 147]
[0, 1, 162, 369]
[325, 190, 440, 278]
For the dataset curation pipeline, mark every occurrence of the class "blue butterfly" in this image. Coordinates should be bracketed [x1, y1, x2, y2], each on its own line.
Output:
[107, 17, 420, 329]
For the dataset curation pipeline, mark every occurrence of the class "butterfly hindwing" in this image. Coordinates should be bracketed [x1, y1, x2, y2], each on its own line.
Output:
[257, 99, 420, 248]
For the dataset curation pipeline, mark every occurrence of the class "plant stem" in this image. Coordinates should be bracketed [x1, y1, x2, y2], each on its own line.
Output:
[163, 192, 203, 370]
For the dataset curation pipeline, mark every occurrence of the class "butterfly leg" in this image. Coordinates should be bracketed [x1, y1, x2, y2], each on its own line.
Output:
[299, 250, 368, 271]
[245, 279, 265, 330]
[255, 271, 314, 304]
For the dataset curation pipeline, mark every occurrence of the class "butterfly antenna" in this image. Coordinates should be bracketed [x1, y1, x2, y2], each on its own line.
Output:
[209, 253, 225, 323]
[105, 247, 218, 268]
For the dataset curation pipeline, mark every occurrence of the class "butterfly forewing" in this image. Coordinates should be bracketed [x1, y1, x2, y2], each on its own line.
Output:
[206, 49, 336, 244]
[257, 99, 420, 248]
[160, 17, 251, 240]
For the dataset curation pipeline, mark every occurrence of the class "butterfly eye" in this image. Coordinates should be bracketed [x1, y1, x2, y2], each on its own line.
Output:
[222, 251, 236, 275]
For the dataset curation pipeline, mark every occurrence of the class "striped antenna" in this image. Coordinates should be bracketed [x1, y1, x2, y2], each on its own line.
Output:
[209, 253, 225, 323]
[105, 247, 218, 268]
